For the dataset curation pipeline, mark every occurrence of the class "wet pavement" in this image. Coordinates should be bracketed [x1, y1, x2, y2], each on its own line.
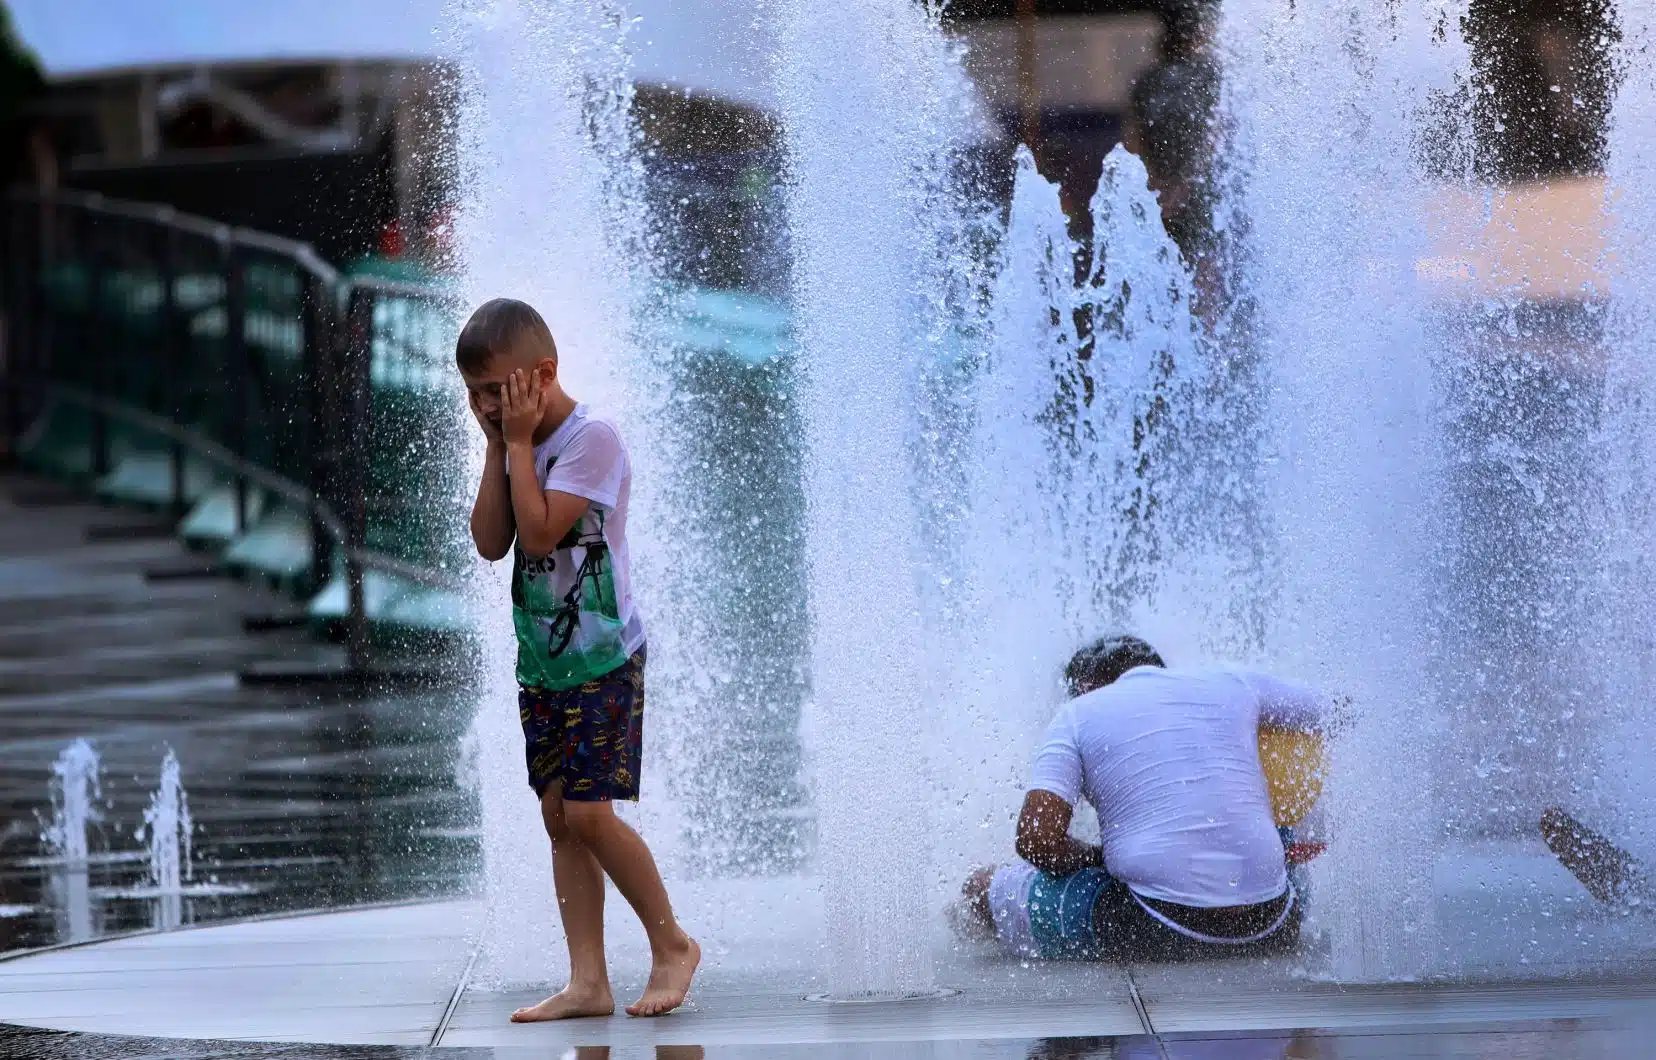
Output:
[7, 889, 1656, 1054]
[0, 473, 478, 954]
[5, 1017, 1656, 1058]
[8, 470, 1656, 1058]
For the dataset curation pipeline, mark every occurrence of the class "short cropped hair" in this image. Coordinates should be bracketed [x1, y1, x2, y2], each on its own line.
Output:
[1064, 635, 1165, 697]
[454, 298, 556, 375]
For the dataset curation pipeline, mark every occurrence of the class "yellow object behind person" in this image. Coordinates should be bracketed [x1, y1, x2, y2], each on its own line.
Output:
[1258, 725, 1324, 828]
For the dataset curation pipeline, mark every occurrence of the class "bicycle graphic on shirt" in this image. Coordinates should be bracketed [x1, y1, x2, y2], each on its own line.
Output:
[512, 515, 614, 660]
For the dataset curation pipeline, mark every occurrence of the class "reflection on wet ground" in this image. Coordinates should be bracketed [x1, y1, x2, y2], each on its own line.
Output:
[6, 1021, 1656, 1059]
[0, 474, 479, 954]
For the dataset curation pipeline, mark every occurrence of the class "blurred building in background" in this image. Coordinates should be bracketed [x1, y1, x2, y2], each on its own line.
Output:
[0, 6, 40, 187]
[1, 0, 782, 281]
[945, 0, 1209, 227]
[2, 0, 1619, 289]
[20, 59, 444, 268]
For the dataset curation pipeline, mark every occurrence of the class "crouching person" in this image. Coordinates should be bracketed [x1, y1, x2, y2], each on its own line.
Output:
[952, 635, 1328, 962]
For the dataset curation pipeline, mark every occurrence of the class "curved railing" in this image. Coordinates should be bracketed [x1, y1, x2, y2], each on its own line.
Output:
[1, 188, 468, 673]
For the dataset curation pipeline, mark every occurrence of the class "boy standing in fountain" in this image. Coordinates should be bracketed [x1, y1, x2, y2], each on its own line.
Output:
[457, 298, 699, 1021]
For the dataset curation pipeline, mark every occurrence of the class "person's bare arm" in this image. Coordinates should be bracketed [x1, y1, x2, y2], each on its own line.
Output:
[468, 392, 516, 562]
[506, 448, 590, 557]
[501, 368, 590, 558]
[1014, 790, 1102, 877]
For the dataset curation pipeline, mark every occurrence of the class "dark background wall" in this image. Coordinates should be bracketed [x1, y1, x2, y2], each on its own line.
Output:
[0, 4, 42, 186]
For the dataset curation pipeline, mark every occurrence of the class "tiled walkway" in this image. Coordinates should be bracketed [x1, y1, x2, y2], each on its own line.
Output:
[5, 899, 1656, 1054]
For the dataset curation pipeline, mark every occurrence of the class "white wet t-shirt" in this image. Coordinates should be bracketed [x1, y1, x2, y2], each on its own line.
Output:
[1028, 665, 1325, 908]
[510, 404, 646, 690]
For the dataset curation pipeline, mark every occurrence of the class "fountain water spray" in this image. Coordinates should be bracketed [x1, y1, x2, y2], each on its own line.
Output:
[136, 749, 194, 894]
[1215, 0, 1472, 979]
[777, 0, 984, 996]
[447, 0, 689, 987]
[447, 0, 1656, 996]
[972, 145, 1224, 647]
[41, 739, 101, 868]
[1592, 0, 1656, 866]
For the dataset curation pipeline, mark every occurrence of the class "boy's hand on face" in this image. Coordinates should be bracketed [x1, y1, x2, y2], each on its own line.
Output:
[501, 368, 546, 447]
[468, 388, 504, 446]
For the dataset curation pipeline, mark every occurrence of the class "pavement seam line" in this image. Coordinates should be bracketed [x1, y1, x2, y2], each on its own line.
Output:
[1125, 967, 1170, 1060]
[430, 904, 491, 1048]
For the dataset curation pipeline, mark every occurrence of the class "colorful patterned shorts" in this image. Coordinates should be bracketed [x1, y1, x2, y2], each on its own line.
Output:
[518, 647, 645, 802]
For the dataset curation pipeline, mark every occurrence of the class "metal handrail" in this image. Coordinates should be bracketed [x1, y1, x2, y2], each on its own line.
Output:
[45, 382, 468, 593]
[3, 188, 469, 674]
[8, 186, 344, 289]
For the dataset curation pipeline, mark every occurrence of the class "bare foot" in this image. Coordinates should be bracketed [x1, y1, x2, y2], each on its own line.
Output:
[626, 935, 700, 1017]
[510, 983, 615, 1023]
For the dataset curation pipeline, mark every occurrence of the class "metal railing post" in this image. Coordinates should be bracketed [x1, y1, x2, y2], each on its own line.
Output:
[302, 273, 335, 593]
[85, 210, 110, 479]
[342, 286, 376, 674]
[224, 238, 249, 535]
[32, 197, 54, 416]
[2, 198, 23, 462]
[19, 199, 41, 459]
[158, 219, 186, 516]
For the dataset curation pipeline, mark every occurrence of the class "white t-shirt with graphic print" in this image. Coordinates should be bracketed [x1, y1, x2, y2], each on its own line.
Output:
[510, 404, 646, 690]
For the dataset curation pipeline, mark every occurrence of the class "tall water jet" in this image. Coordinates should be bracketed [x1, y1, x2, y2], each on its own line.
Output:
[448, 0, 686, 986]
[1016, 144, 1224, 647]
[41, 739, 101, 867]
[1072, 147, 1214, 634]
[938, 149, 1078, 876]
[1215, 0, 1470, 979]
[1431, 14, 1611, 841]
[776, 0, 981, 994]
[40, 739, 99, 942]
[1592, 0, 1656, 865]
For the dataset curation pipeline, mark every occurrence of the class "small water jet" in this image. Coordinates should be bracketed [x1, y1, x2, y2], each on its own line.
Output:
[38, 739, 101, 942]
[136, 749, 193, 896]
[109, 750, 254, 925]
[39, 739, 102, 868]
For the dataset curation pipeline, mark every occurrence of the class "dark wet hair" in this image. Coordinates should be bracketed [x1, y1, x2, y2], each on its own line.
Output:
[1064, 635, 1165, 697]
[454, 297, 556, 375]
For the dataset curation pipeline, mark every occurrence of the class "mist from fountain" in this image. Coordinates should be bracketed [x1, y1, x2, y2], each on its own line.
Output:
[1592, 0, 1656, 868]
[450, 0, 1656, 995]
[446, 0, 697, 987]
